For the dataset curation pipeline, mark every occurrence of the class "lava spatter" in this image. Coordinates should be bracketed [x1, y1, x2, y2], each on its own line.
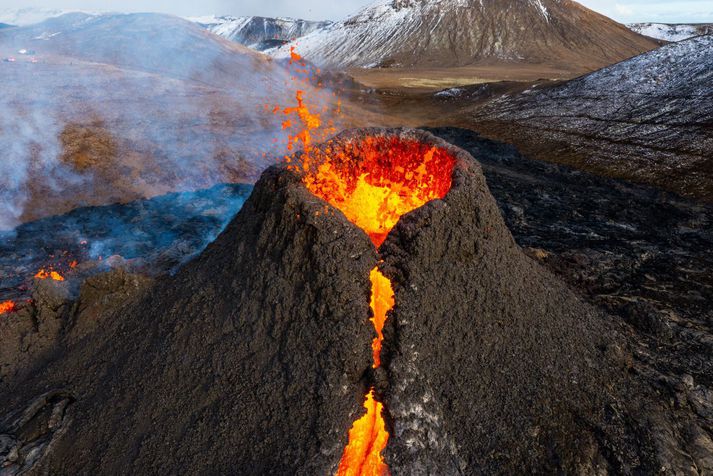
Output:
[0, 300, 16, 315]
[34, 269, 65, 281]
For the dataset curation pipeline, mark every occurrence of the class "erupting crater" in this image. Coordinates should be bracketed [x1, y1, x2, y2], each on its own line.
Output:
[302, 135, 457, 247]
[300, 131, 457, 475]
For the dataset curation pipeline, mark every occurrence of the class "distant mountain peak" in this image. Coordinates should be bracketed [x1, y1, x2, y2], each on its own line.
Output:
[627, 22, 713, 42]
[189, 15, 332, 51]
[0, 7, 100, 26]
[267, 0, 657, 71]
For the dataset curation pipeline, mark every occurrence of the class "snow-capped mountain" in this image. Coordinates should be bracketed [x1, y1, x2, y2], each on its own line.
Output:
[0, 7, 95, 26]
[189, 15, 332, 50]
[268, 0, 658, 70]
[473, 35, 713, 201]
[628, 23, 713, 42]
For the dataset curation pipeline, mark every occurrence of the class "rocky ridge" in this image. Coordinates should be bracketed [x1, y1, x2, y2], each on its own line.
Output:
[470, 35, 713, 201]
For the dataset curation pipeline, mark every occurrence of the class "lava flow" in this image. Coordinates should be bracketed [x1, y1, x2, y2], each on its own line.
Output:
[278, 52, 455, 474]
[0, 300, 16, 315]
[303, 137, 456, 476]
[321, 138, 455, 475]
[369, 267, 393, 369]
[302, 137, 457, 247]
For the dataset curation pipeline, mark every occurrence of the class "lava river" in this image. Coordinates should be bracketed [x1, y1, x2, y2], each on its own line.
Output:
[302, 135, 456, 476]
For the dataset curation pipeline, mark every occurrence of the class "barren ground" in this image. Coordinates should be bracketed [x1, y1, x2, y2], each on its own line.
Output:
[348, 64, 579, 92]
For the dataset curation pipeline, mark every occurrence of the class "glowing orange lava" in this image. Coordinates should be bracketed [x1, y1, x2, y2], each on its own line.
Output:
[34, 269, 65, 281]
[369, 268, 393, 368]
[282, 90, 322, 153]
[0, 300, 16, 315]
[289, 46, 303, 64]
[334, 268, 393, 476]
[313, 138, 454, 475]
[302, 137, 456, 247]
[336, 390, 389, 476]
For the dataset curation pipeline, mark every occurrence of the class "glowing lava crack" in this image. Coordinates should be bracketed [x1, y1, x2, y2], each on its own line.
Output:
[301, 134, 456, 476]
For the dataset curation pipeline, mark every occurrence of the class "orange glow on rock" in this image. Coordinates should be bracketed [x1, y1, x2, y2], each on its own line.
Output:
[336, 389, 389, 476]
[369, 268, 393, 368]
[335, 267, 393, 476]
[34, 269, 65, 281]
[306, 137, 454, 475]
[0, 300, 16, 315]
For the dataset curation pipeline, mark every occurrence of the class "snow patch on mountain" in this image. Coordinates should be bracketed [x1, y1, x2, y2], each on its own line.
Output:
[531, 0, 549, 21]
[474, 35, 713, 200]
[553, 35, 713, 96]
[628, 23, 713, 42]
[0, 7, 99, 26]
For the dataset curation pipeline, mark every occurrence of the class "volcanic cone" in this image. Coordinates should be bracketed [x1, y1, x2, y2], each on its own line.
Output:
[0, 128, 667, 474]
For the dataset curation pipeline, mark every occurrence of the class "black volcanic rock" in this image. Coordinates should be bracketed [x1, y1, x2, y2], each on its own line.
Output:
[471, 35, 713, 201]
[0, 167, 378, 474]
[0, 128, 708, 474]
[376, 134, 641, 473]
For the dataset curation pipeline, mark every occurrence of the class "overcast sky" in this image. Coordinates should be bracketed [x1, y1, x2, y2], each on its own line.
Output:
[0, 0, 711, 23]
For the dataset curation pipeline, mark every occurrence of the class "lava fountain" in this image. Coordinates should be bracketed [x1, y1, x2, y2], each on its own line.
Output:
[300, 133, 457, 475]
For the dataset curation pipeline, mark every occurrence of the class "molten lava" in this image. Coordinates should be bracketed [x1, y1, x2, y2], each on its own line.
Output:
[0, 300, 16, 315]
[34, 269, 65, 281]
[334, 268, 394, 476]
[336, 390, 389, 476]
[309, 138, 455, 475]
[302, 137, 456, 246]
[289, 46, 303, 64]
[282, 90, 322, 153]
[369, 268, 393, 368]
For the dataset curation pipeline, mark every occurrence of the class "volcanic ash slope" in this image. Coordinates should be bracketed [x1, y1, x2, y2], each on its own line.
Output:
[0, 129, 702, 474]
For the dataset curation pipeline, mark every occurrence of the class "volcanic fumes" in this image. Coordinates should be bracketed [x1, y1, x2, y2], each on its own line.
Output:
[300, 132, 457, 475]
